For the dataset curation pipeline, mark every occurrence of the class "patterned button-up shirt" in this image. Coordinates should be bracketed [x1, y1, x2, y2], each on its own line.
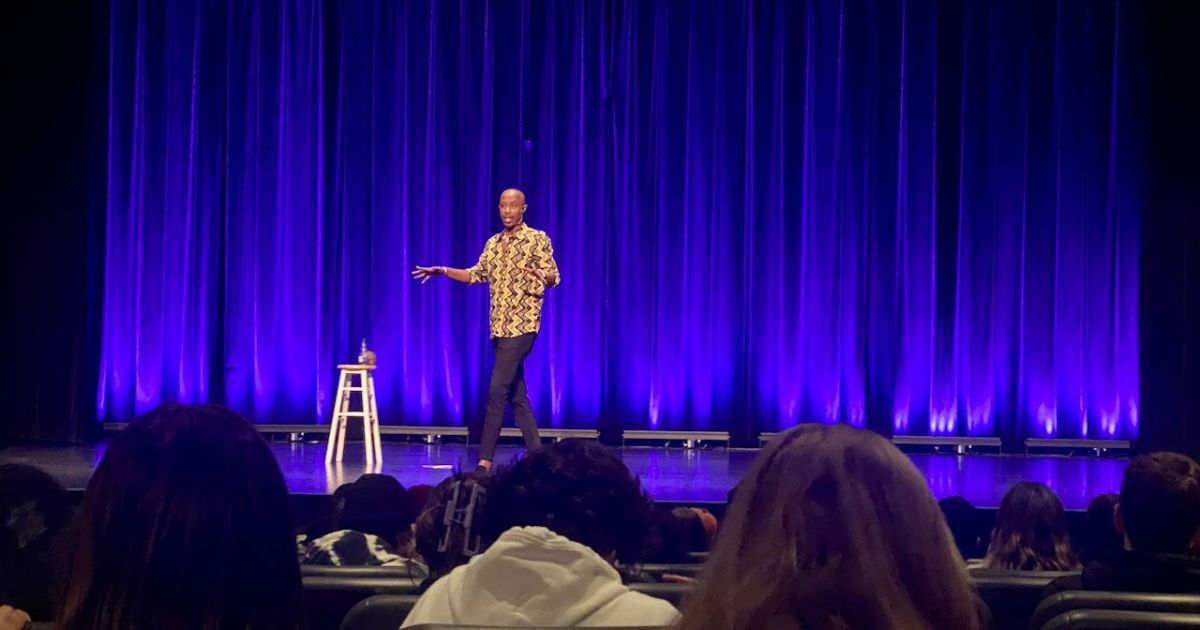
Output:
[467, 225, 560, 338]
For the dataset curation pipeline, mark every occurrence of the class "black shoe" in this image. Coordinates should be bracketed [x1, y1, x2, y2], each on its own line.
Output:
[468, 465, 492, 480]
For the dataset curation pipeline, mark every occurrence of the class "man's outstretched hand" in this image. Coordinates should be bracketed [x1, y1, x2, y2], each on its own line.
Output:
[412, 265, 443, 284]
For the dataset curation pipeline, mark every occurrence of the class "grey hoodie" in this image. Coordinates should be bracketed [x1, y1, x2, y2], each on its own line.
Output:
[402, 526, 680, 627]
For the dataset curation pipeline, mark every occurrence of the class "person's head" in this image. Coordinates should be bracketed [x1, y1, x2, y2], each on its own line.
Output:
[414, 473, 489, 582]
[407, 484, 434, 517]
[690, 507, 719, 549]
[57, 403, 302, 629]
[678, 423, 980, 630]
[983, 481, 1079, 571]
[1081, 493, 1122, 563]
[644, 507, 701, 564]
[498, 188, 526, 230]
[0, 465, 73, 618]
[1116, 452, 1200, 554]
[671, 507, 709, 553]
[481, 439, 652, 564]
[333, 473, 415, 549]
[939, 496, 985, 561]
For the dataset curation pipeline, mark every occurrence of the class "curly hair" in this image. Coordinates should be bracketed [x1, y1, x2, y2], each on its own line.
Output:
[480, 439, 652, 564]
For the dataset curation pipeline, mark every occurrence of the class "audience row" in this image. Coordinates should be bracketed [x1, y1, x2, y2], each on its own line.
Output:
[1, 402, 1198, 629]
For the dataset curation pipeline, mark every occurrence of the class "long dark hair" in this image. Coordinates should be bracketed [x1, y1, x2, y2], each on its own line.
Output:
[983, 481, 1080, 571]
[56, 404, 303, 629]
[676, 424, 981, 630]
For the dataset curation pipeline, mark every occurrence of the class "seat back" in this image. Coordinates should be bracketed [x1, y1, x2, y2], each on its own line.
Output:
[1039, 609, 1200, 629]
[303, 573, 422, 630]
[403, 626, 667, 630]
[627, 581, 692, 607]
[968, 569, 1079, 630]
[637, 563, 705, 578]
[338, 594, 422, 630]
[1030, 591, 1200, 630]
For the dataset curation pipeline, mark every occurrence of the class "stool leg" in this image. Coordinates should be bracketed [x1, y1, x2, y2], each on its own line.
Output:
[326, 370, 348, 464]
[335, 377, 350, 463]
[367, 372, 382, 464]
[360, 372, 376, 466]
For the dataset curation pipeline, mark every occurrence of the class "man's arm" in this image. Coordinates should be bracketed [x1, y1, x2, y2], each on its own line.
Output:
[412, 239, 492, 284]
[413, 265, 472, 283]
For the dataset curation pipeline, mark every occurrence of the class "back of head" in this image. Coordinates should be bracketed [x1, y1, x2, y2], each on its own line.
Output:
[1119, 452, 1200, 554]
[0, 464, 72, 618]
[414, 473, 488, 583]
[334, 473, 415, 548]
[644, 507, 694, 564]
[1082, 493, 1123, 563]
[481, 439, 651, 563]
[678, 423, 980, 630]
[939, 496, 984, 561]
[57, 403, 302, 629]
[984, 481, 1079, 571]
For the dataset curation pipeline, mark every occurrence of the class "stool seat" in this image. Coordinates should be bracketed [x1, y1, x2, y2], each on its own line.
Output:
[326, 364, 383, 465]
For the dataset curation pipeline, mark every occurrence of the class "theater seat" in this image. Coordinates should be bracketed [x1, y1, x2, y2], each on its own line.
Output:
[339, 594, 422, 630]
[303, 573, 422, 630]
[627, 582, 692, 607]
[1039, 610, 1200, 629]
[968, 569, 1080, 630]
[637, 563, 705, 578]
[1030, 591, 1200, 630]
[403, 626, 668, 630]
[335, 585, 688, 630]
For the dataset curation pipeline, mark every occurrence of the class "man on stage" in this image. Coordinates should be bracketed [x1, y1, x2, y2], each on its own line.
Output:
[412, 188, 560, 477]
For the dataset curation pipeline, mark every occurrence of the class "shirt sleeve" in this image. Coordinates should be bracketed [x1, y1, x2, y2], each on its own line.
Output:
[466, 239, 492, 284]
[535, 232, 560, 286]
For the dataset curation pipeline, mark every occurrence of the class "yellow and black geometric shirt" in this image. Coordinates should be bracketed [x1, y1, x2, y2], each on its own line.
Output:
[467, 225, 560, 338]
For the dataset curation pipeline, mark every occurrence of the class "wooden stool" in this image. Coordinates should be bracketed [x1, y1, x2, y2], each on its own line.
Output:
[326, 364, 382, 465]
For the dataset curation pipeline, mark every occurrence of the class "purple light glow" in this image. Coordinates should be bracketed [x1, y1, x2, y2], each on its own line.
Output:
[97, 0, 1142, 442]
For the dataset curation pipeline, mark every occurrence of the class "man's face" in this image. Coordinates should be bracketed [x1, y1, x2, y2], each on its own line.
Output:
[498, 191, 525, 228]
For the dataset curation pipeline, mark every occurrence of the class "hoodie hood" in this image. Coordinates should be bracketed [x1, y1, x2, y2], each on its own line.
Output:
[404, 526, 678, 627]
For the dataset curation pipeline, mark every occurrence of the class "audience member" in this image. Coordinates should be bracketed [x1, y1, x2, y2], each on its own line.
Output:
[403, 440, 678, 627]
[413, 473, 490, 589]
[0, 464, 73, 621]
[56, 403, 303, 629]
[1080, 492, 1123, 564]
[302, 473, 426, 579]
[1046, 452, 1200, 595]
[690, 507, 718, 549]
[642, 506, 706, 564]
[940, 496, 987, 562]
[406, 484, 435, 520]
[677, 423, 984, 630]
[982, 481, 1080, 571]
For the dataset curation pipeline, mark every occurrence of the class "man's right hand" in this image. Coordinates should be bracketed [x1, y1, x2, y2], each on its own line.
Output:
[412, 265, 444, 284]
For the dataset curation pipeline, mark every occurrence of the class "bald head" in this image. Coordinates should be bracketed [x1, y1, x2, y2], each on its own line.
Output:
[500, 188, 526, 205]
[498, 188, 527, 230]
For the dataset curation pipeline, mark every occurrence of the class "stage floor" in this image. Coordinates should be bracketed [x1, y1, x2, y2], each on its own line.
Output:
[0, 438, 1128, 509]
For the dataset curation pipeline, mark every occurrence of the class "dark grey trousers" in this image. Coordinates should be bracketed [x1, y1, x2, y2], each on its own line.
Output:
[478, 332, 540, 461]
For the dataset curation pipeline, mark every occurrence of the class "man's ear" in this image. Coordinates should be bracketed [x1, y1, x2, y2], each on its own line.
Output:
[1113, 502, 1126, 537]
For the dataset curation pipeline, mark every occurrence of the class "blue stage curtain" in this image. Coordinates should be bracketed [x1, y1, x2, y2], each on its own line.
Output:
[98, 0, 1143, 444]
